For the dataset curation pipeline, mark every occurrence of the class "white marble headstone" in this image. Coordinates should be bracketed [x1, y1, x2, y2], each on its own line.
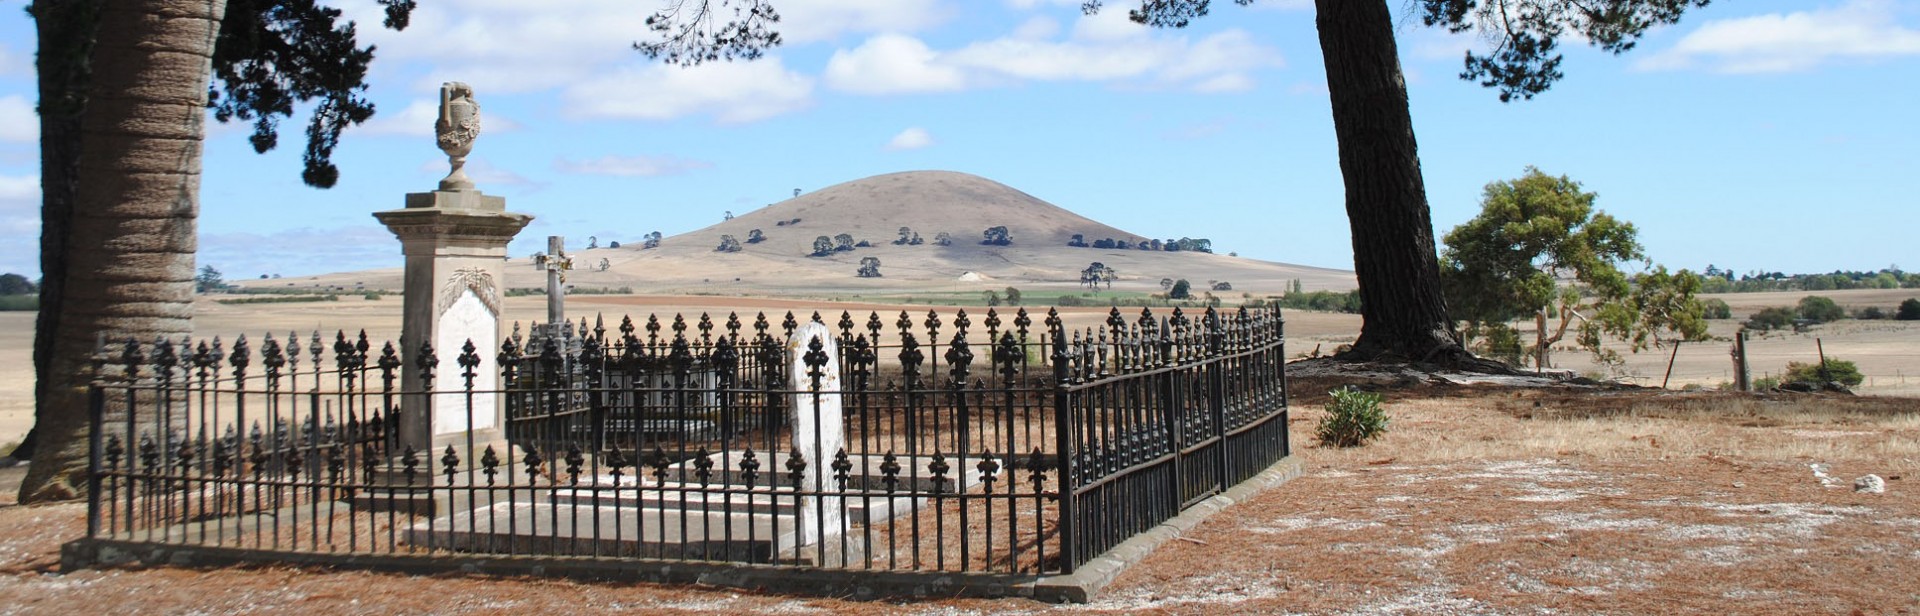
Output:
[788, 321, 846, 547]
[432, 288, 498, 434]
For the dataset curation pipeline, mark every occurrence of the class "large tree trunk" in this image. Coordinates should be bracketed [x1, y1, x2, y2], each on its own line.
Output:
[20, 0, 101, 466]
[20, 0, 226, 502]
[1314, 0, 1463, 363]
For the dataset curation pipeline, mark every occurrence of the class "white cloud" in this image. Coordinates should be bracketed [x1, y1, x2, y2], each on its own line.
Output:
[359, 98, 522, 137]
[824, 12, 1283, 95]
[199, 225, 399, 279]
[1011, 15, 1062, 41]
[415, 157, 541, 189]
[825, 34, 967, 94]
[0, 96, 36, 143]
[554, 155, 713, 177]
[0, 174, 35, 209]
[565, 59, 813, 123]
[0, 44, 26, 76]
[0, 174, 39, 275]
[342, 0, 945, 94]
[1638, 0, 1920, 73]
[774, 0, 950, 43]
[884, 127, 935, 151]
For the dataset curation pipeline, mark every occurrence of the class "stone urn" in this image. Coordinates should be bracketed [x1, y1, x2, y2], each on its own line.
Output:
[435, 81, 480, 191]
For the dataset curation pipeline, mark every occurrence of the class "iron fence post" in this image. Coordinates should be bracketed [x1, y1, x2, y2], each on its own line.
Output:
[1207, 311, 1228, 487]
[86, 385, 104, 538]
[1051, 324, 1075, 574]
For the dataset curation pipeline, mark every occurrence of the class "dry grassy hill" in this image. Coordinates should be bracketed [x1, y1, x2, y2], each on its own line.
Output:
[274, 170, 1354, 297]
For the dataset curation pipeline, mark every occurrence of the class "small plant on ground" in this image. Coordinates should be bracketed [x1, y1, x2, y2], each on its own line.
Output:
[1317, 387, 1388, 447]
[1783, 358, 1865, 387]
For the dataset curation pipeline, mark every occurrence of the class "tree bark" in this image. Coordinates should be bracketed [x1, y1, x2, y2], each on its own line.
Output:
[1315, 0, 1463, 363]
[22, 0, 102, 465]
[21, 0, 227, 502]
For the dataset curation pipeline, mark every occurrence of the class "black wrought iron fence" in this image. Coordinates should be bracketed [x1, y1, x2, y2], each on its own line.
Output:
[74, 306, 1288, 580]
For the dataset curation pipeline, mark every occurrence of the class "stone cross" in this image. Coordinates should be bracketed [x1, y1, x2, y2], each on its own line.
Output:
[535, 236, 571, 340]
[788, 321, 847, 549]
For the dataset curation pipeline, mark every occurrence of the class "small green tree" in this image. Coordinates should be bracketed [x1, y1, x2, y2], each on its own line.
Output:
[195, 265, 225, 293]
[1797, 296, 1845, 324]
[1784, 358, 1864, 387]
[0, 273, 35, 296]
[1169, 279, 1192, 300]
[1897, 298, 1920, 321]
[1702, 298, 1732, 319]
[810, 236, 834, 257]
[1745, 306, 1796, 331]
[1003, 286, 1022, 306]
[1442, 168, 1705, 370]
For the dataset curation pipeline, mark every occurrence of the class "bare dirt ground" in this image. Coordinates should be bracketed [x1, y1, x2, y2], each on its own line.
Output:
[0, 381, 1914, 614]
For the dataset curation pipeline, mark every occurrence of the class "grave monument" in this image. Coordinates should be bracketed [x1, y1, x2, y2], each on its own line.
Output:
[374, 81, 533, 452]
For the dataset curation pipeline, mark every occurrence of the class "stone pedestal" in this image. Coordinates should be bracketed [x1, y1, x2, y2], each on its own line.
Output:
[374, 189, 532, 453]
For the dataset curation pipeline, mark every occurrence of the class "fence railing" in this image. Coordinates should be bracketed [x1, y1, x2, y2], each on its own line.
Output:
[78, 305, 1288, 579]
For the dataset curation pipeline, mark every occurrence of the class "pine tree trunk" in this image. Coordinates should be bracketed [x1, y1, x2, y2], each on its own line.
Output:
[1314, 0, 1463, 362]
[20, 0, 226, 502]
[22, 0, 101, 466]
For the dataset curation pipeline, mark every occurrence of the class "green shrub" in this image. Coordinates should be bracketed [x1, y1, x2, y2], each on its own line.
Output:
[1797, 295, 1845, 323]
[1898, 298, 1920, 321]
[1317, 387, 1388, 447]
[362, 292, 382, 301]
[1753, 375, 1780, 390]
[1854, 306, 1885, 320]
[1783, 358, 1864, 386]
[0, 295, 36, 311]
[1702, 298, 1732, 319]
[1744, 306, 1795, 331]
[1056, 295, 1086, 307]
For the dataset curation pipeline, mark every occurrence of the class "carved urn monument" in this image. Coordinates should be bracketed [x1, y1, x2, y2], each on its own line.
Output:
[374, 82, 533, 453]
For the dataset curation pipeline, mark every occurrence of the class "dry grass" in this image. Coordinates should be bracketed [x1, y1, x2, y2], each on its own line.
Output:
[2, 381, 1918, 614]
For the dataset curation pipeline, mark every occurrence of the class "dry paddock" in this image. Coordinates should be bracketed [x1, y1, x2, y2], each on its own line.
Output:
[1, 381, 1916, 615]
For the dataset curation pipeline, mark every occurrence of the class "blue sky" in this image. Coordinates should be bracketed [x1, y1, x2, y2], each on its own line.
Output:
[0, 0, 1916, 280]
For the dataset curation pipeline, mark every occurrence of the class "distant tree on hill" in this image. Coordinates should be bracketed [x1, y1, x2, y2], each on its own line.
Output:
[933, 232, 952, 246]
[834, 233, 856, 252]
[746, 229, 765, 243]
[1212, 281, 1233, 291]
[793, 188, 802, 198]
[1068, 234, 1087, 248]
[642, 231, 663, 249]
[908, 231, 923, 245]
[811, 236, 834, 257]
[587, 235, 599, 249]
[895, 227, 914, 245]
[1116, 240, 1132, 250]
[1004, 286, 1022, 306]
[1160, 278, 1173, 292]
[1092, 238, 1115, 249]
[1170, 279, 1191, 300]
[597, 258, 611, 271]
[194, 265, 224, 294]
[723, 210, 734, 220]
[981, 226, 1012, 246]
[608, 241, 622, 249]
[983, 289, 1001, 306]
[1149, 239, 1163, 251]
[855, 240, 872, 248]
[716, 235, 742, 253]
[0, 273, 37, 295]
[857, 257, 882, 278]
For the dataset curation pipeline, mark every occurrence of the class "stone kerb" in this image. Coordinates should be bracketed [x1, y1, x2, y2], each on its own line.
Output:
[788, 321, 848, 551]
